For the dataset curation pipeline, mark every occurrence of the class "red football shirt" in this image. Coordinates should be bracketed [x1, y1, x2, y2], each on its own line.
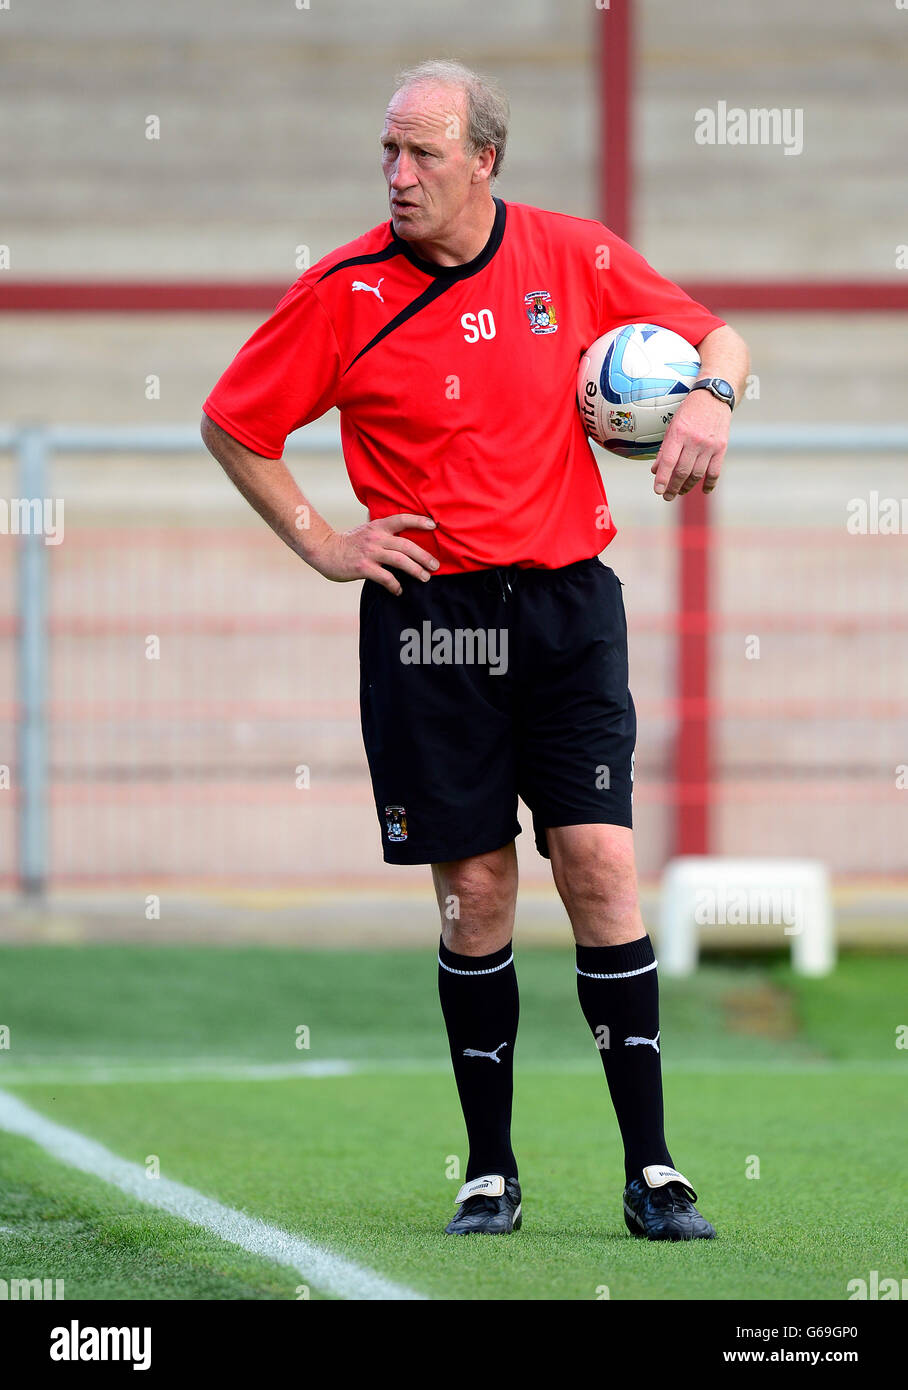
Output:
[204, 199, 725, 573]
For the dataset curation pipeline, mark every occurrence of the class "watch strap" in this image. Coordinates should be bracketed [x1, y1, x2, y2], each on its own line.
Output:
[690, 377, 735, 410]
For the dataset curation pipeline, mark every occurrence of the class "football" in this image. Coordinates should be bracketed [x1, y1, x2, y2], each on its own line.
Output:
[576, 323, 701, 459]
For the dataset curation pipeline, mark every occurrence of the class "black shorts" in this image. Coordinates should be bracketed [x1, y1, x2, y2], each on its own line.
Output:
[358, 555, 636, 865]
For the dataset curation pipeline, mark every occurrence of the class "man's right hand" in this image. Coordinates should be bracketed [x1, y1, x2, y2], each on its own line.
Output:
[199, 416, 438, 596]
[308, 513, 440, 595]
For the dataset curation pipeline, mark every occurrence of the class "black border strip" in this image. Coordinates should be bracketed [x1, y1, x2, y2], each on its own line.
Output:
[344, 277, 456, 373]
[317, 242, 401, 282]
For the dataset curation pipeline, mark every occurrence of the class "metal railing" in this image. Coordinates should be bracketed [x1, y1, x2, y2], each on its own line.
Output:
[3, 420, 908, 896]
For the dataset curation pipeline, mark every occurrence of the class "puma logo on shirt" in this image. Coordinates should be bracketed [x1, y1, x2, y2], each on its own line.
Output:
[351, 277, 385, 302]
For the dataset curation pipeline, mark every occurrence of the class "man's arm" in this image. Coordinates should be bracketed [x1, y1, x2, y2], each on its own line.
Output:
[651, 323, 750, 501]
[200, 414, 438, 595]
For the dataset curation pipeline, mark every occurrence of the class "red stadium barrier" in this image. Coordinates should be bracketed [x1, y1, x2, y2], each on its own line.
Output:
[4, 279, 907, 314]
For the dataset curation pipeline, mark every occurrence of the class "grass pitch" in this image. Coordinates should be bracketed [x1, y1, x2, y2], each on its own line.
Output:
[0, 946, 905, 1300]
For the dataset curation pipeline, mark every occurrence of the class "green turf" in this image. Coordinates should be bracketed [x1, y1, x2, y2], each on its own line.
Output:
[0, 943, 872, 1071]
[1, 947, 906, 1300]
[0, 1135, 310, 1300]
[772, 953, 908, 1061]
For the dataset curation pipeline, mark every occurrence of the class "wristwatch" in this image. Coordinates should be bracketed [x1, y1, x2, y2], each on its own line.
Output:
[689, 377, 735, 410]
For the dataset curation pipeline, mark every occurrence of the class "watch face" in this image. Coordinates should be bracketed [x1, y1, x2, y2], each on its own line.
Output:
[696, 378, 734, 405]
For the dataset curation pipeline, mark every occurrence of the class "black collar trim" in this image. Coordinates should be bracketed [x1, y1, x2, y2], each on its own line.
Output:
[317, 240, 402, 283]
[389, 197, 506, 281]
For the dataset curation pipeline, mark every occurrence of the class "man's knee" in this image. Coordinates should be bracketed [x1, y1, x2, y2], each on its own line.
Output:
[433, 843, 517, 953]
[546, 824, 643, 939]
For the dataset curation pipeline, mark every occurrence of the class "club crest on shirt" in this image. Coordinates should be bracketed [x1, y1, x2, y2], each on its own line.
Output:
[385, 805, 408, 842]
[524, 290, 558, 335]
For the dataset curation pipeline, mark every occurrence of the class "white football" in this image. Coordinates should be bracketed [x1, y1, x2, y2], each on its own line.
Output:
[577, 323, 701, 459]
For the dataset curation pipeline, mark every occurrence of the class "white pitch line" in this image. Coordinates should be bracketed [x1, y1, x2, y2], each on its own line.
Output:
[0, 1059, 362, 1085]
[0, 1056, 903, 1085]
[0, 1089, 426, 1302]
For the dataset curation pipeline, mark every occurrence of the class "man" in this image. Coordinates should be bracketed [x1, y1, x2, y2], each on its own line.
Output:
[201, 59, 749, 1241]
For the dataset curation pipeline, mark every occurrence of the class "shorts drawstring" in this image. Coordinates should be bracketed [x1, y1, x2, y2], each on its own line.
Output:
[482, 566, 516, 602]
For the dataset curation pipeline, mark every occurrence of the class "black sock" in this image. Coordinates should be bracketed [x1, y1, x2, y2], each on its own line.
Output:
[438, 936, 519, 1182]
[575, 935, 673, 1182]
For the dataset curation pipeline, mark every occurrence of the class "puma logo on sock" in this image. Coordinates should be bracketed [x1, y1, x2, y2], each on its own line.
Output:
[463, 1042, 508, 1063]
[624, 1031, 660, 1053]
